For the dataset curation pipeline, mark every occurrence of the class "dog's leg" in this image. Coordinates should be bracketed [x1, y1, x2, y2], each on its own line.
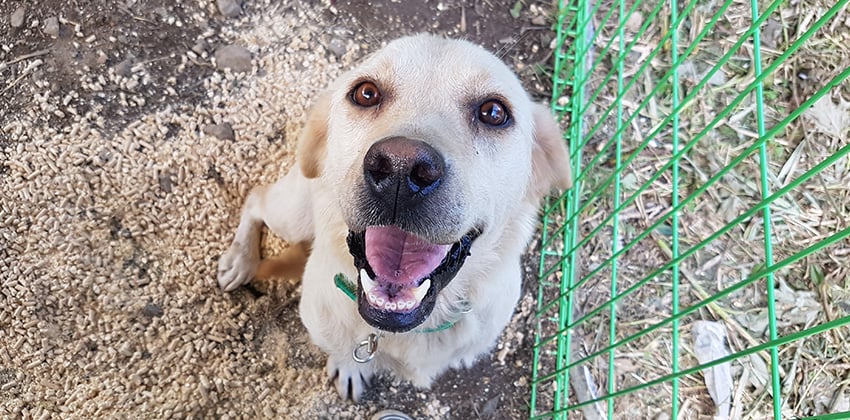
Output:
[217, 169, 313, 291]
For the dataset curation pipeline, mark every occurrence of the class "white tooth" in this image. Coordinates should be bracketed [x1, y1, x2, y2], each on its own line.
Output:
[360, 269, 376, 294]
[376, 297, 385, 306]
[387, 302, 397, 311]
[368, 293, 378, 304]
[412, 279, 431, 303]
[405, 301, 415, 310]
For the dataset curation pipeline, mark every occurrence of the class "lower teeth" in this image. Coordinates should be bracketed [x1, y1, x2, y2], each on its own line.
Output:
[360, 270, 432, 312]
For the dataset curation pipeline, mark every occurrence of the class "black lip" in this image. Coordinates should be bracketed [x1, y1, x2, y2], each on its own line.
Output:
[345, 229, 479, 333]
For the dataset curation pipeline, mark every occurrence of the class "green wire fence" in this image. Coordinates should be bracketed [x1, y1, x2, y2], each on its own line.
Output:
[532, 0, 850, 418]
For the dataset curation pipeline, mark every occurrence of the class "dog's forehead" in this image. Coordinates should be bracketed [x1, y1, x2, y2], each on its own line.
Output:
[357, 36, 526, 101]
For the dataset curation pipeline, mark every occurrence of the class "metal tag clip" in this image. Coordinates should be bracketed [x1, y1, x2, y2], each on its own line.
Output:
[353, 333, 380, 363]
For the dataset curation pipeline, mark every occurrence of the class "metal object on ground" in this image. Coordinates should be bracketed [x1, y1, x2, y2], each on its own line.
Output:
[370, 409, 414, 420]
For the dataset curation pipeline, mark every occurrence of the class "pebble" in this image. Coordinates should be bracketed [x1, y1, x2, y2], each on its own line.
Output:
[192, 39, 210, 56]
[531, 15, 547, 26]
[142, 303, 163, 318]
[113, 58, 134, 77]
[217, 0, 243, 18]
[43, 16, 60, 38]
[10, 6, 25, 28]
[202, 123, 235, 140]
[625, 12, 644, 33]
[327, 38, 347, 58]
[762, 19, 783, 49]
[158, 172, 175, 193]
[153, 7, 168, 19]
[481, 396, 500, 416]
[708, 70, 727, 86]
[214, 45, 252, 73]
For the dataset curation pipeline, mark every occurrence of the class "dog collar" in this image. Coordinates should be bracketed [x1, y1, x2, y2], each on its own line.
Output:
[333, 273, 464, 334]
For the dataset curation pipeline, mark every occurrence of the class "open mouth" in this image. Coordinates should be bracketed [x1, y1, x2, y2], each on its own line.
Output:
[346, 226, 479, 333]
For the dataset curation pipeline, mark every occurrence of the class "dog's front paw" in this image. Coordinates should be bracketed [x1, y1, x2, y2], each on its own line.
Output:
[327, 356, 374, 402]
[217, 243, 258, 292]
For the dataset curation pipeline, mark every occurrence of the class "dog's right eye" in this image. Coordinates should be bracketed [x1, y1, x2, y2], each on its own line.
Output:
[350, 81, 383, 107]
[477, 99, 511, 127]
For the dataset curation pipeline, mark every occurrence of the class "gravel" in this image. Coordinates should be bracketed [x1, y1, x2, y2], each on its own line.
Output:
[0, 0, 545, 418]
[327, 37, 348, 58]
[192, 39, 211, 56]
[203, 122, 236, 141]
[217, 0, 243, 18]
[113, 58, 135, 77]
[0, 4, 354, 418]
[43, 16, 59, 38]
[142, 303, 164, 318]
[214, 44, 252, 73]
[10, 6, 25, 28]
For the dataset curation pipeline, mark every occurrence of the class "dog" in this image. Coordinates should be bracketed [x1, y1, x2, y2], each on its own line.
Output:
[217, 34, 571, 401]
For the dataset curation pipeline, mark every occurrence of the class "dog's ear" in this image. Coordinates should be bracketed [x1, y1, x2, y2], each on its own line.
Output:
[296, 92, 332, 179]
[529, 103, 572, 201]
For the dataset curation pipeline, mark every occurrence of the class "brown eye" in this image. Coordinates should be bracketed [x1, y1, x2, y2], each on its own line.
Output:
[478, 99, 510, 127]
[350, 81, 382, 107]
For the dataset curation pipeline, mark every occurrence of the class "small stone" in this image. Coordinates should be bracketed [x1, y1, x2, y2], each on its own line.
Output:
[708, 70, 727, 86]
[214, 45, 252, 73]
[43, 16, 60, 38]
[531, 15, 547, 26]
[625, 12, 644, 33]
[142, 303, 163, 318]
[113, 58, 134, 77]
[158, 172, 174, 193]
[216, 0, 242, 18]
[481, 396, 500, 416]
[327, 38, 347, 58]
[10, 6, 25, 28]
[192, 39, 210, 56]
[152, 6, 168, 19]
[118, 342, 133, 357]
[762, 18, 783, 49]
[203, 123, 235, 140]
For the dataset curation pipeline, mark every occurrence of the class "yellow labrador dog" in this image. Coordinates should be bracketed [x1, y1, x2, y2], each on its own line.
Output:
[218, 34, 571, 401]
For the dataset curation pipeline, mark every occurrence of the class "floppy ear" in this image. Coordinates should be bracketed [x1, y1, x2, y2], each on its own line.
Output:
[296, 92, 332, 179]
[528, 103, 572, 201]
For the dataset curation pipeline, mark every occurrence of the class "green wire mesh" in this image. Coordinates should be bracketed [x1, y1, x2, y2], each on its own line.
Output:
[532, 0, 850, 418]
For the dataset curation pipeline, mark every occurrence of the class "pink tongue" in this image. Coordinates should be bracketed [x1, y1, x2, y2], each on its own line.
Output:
[365, 226, 450, 284]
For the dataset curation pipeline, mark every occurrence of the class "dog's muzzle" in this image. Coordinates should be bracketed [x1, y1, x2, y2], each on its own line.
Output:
[345, 136, 479, 332]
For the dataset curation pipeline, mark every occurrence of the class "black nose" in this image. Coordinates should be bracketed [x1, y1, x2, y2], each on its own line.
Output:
[364, 137, 445, 199]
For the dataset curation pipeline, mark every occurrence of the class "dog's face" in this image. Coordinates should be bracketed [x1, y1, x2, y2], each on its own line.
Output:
[298, 35, 571, 333]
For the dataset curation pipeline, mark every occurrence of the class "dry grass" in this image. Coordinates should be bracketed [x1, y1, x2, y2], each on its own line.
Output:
[534, 0, 850, 418]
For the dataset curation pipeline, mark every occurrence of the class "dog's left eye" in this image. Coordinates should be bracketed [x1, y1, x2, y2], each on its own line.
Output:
[350, 81, 383, 107]
[478, 99, 511, 127]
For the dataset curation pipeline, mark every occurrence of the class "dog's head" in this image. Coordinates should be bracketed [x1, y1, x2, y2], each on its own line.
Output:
[297, 35, 571, 333]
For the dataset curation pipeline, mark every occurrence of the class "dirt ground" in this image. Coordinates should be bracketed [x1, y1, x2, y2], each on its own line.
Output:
[1, 0, 562, 418]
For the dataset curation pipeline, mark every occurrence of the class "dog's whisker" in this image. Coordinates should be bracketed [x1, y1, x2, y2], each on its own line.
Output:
[496, 30, 531, 60]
